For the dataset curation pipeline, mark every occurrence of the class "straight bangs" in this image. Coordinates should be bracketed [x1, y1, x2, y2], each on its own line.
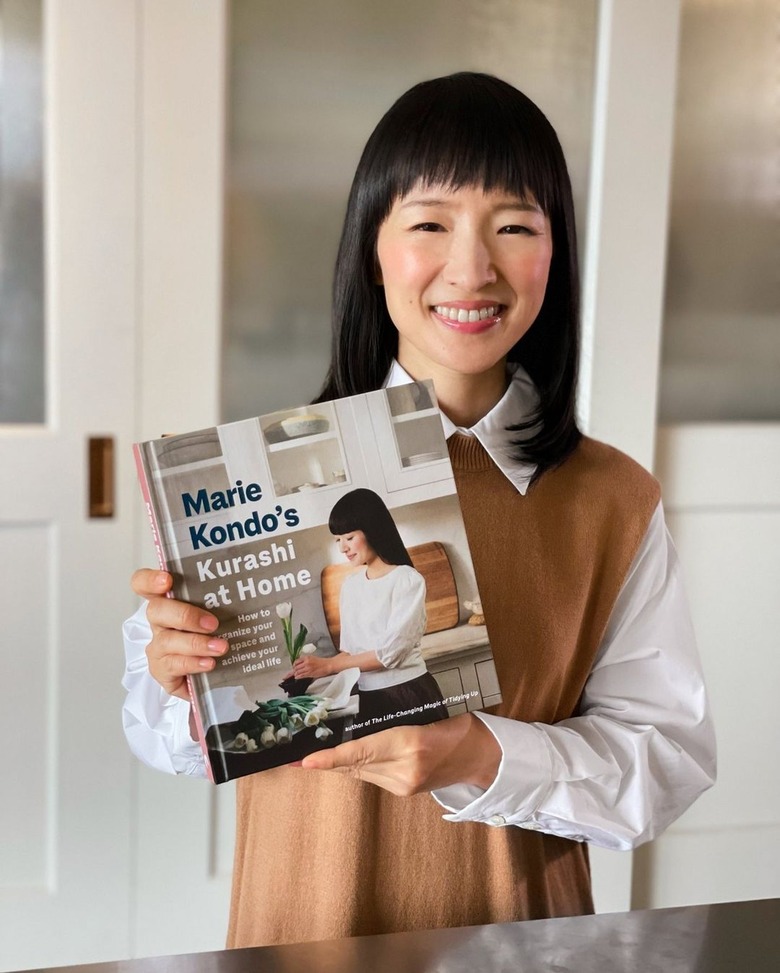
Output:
[362, 73, 568, 231]
[328, 503, 359, 538]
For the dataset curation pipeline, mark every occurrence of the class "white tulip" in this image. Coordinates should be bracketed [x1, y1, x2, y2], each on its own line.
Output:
[275, 602, 292, 619]
[260, 727, 276, 748]
[301, 643, 317, 655]
[315, 725, 333, 740]
[304, 710, 320, 727]
[276, 726, 292, 744]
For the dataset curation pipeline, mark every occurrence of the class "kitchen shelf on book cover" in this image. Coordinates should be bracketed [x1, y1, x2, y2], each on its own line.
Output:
[134, 382, 501, 784]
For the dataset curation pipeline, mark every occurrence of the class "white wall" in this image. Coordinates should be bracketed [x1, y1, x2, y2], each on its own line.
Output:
[635, 425, 780, 908]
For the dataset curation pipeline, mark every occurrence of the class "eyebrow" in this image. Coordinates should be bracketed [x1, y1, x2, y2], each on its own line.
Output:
[399, 197, 543, 214]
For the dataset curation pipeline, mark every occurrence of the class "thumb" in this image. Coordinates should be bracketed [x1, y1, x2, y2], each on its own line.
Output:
[301, 740, 364, 772]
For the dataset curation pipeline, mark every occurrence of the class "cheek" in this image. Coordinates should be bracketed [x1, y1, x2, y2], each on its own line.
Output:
[377, 242, 431, 301]
[517, 246, 553, 303]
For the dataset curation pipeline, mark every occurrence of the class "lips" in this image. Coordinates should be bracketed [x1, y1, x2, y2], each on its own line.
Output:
[431, 302, 504, 333]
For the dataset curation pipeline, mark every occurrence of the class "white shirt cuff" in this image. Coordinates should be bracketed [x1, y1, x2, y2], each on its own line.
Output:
[170, 696, 208, 775]
[431, 711, 554, 830]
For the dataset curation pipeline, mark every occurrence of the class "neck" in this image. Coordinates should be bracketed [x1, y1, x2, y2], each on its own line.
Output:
[396, 353, 508, 428]
[365, 557, 395, 580]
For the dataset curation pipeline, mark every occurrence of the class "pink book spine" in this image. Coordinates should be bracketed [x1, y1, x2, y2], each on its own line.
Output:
[132, 443, 215, 783]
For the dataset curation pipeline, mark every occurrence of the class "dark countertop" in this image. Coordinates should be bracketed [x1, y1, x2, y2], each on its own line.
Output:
[25, 899, 780, 973]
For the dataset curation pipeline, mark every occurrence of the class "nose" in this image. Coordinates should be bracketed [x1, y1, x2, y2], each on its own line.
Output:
[443, 228, 497, 290]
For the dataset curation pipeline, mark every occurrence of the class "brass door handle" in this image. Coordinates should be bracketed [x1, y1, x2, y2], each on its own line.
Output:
[88, 436, 115, 518]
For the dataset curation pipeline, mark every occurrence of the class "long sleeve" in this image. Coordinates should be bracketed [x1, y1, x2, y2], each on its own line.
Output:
[122, 602, 207, 777]
[376, 568, 427, 668]
[432, 501, 716, 850]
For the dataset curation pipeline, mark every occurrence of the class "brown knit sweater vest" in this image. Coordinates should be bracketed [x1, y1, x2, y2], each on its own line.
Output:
[226, 435, 660, 948]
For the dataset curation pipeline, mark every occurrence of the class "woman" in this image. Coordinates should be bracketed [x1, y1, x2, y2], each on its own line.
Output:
[123, 73, 715, 945]
[292, 488, 448, 734]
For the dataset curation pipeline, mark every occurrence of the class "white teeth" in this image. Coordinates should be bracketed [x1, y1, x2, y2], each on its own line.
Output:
[434, 305, 500, 322]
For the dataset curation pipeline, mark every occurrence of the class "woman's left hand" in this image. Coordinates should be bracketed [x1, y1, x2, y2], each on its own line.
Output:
[300, 713, 501, 796]
[292, 656, 332, 679]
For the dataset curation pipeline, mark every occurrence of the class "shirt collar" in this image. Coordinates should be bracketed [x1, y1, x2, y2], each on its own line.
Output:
[384, 359, 538, 495]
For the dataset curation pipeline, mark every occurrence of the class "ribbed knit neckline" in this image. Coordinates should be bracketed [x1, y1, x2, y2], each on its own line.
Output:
[447, 433, 495, 472]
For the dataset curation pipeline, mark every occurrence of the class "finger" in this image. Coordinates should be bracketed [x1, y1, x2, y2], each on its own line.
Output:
[146, 595, 219, 636]
[131, 568, 172, 598]
[147, 646, 223, 692]
[301, 747, 410, 795]
[149, 627, 227, 662]
[301, 740, 363, 772]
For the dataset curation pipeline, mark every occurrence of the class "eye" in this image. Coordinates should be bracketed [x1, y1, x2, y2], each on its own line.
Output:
[498, 224, 536, 235]
[411, 222, 445, 232]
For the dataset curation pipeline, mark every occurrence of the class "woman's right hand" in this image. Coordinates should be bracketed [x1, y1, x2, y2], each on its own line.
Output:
[131, 569, 228, 700]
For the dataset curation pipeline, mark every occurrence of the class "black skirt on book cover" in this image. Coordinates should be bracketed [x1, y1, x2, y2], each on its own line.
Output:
[352, 671, 448, 739]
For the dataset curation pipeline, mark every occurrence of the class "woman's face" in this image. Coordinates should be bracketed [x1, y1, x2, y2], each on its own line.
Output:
[334, 530, 376, 567]
[375, 183, 553, 381]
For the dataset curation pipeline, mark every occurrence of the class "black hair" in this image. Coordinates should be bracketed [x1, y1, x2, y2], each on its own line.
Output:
[328, 489, 413, 568]
[314, 71, 582, 479]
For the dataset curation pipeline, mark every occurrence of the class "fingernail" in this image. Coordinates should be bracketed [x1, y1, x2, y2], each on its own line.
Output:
[156, 572, 169, 587]
[198, 658, 215, 669]
[207, 639, 227, 654]
[200, 615, 219, 632]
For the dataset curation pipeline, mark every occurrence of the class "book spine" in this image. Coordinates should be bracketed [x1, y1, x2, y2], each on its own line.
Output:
[132, 443, 215, 784]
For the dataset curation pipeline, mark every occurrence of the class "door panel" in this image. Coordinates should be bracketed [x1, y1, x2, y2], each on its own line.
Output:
[0, 1, 137, 967]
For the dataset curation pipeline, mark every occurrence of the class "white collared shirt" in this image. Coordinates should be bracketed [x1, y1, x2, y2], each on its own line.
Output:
[121, 364, 716, 849]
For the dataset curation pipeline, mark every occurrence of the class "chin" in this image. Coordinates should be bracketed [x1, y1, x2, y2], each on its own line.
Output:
[439, 350, 510, 377]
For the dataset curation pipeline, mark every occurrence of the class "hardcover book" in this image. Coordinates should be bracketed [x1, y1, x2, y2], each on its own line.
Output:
[133, 382, 501, 783]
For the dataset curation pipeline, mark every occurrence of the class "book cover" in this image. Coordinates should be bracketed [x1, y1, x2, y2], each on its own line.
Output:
[133, 382, 501, 784]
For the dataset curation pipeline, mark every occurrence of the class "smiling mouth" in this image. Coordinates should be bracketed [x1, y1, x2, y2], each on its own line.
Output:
[433, 304, 503, 323]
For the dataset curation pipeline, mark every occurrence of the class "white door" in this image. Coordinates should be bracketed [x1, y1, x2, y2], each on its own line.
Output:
[131, 1, 230, 960]
[0, 1, 137, 969]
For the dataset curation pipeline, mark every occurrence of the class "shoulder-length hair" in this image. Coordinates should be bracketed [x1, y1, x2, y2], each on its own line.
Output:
[314, 71, 581, 478]
[328, 489, 413, 568]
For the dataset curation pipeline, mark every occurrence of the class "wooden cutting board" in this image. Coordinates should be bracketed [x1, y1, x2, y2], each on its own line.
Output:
[321, 541, 459, 647]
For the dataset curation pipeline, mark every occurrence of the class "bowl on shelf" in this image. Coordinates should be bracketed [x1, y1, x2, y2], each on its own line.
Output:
[403, 451, 444, 467]
[156, 431, 222, 468]
[281, 414, 330, 438]
[263, 420, 291, 445]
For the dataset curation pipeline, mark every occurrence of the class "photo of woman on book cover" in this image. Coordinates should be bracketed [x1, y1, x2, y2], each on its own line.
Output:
[292, 488, 448, 736]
